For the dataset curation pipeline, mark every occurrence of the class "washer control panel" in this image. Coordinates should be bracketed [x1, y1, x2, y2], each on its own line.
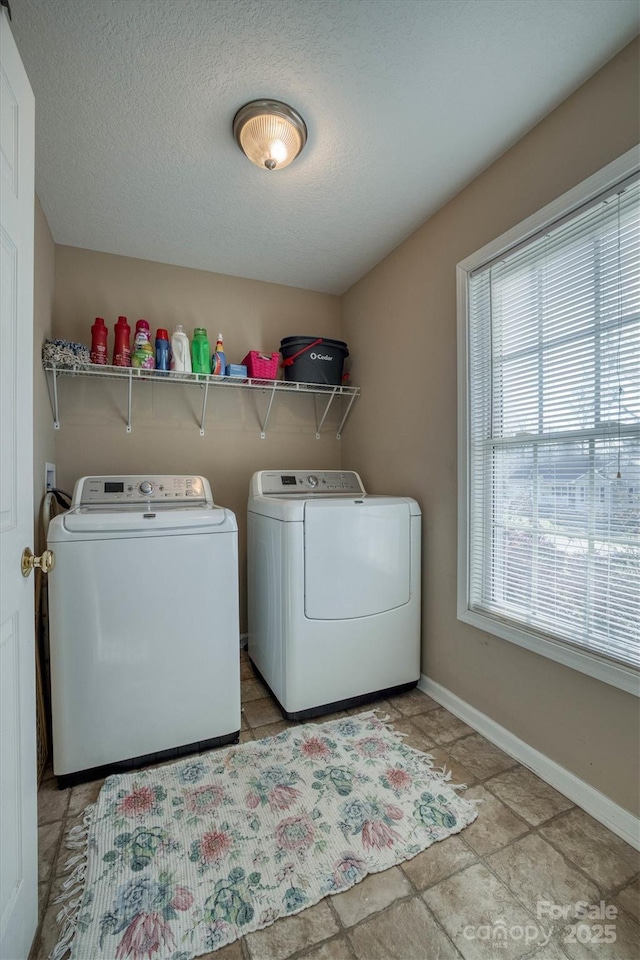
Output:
[75, 475, 209, 505]
[257, 470, 365, 496]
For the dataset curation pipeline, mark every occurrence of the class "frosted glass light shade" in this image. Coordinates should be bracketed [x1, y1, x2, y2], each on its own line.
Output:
[233, 100, 307, 171]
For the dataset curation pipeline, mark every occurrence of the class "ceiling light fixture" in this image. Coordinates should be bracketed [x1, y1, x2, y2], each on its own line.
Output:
[233, 99, 307, 171]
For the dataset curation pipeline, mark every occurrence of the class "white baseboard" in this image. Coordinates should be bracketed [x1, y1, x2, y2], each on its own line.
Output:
[418, 674, 640, 851]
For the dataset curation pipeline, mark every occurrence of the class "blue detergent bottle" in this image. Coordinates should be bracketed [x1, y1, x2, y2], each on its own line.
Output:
[155, 328, 170, 373]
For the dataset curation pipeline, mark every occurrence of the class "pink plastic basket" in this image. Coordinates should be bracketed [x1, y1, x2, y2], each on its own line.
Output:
[242, 351, 280, 380]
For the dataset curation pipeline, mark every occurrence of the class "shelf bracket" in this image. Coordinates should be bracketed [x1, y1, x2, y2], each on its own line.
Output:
[199, 380, 210, 436]
[314, 388, 338, 439]
[45, 363, 61, 429]
[126, 368, 133, 433]
[336, 391, 358, 439]
[258, 382, 278, 439]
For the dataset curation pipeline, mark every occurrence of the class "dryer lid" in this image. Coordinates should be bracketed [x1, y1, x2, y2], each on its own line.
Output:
[304, 499, 412, 620]
[248, 492, 421, 522]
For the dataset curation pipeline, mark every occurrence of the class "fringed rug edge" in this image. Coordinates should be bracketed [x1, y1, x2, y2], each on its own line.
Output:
[50, 800, 96, 960]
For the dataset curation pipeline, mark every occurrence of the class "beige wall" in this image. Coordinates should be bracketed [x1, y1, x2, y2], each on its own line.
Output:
[342, 39, 640, 815]
[33, 196, 56, 552]
[51, 247, 343, 627]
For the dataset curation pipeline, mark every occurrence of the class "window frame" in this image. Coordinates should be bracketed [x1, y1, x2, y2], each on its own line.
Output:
[457, 147, 640, 697]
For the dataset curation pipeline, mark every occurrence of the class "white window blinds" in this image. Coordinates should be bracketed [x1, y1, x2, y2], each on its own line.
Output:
[467, 175, 640, 671]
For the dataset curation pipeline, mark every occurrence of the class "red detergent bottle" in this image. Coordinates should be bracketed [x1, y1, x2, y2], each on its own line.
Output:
[113, 316, 131, 367]
[90, 317, 108, 364]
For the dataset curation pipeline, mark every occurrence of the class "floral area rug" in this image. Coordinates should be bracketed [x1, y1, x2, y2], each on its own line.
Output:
[52, 711, 477, 960]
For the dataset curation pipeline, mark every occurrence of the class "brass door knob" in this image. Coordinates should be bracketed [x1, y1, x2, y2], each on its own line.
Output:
[21, 547, 56, 577]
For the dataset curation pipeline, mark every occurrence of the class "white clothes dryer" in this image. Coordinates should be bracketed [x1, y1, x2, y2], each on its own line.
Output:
[47, 475, 240, 786]
[247, 470, 421, 719]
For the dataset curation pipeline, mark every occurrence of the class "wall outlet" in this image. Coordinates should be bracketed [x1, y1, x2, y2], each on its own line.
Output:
[45, 462, 56, 492]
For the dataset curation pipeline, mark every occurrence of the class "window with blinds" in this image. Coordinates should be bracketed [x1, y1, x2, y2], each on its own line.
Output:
[463, 170, 640, 680]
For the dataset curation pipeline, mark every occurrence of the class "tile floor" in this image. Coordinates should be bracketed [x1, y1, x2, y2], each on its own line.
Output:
[32, 650, 639, 960]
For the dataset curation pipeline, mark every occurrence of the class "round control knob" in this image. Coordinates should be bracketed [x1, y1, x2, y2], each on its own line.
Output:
[307, 475, 319, 488]
[139, 480, 154, 496]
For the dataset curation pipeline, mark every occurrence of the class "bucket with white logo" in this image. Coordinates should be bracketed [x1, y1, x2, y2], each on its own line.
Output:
[280, 336, 349, 385]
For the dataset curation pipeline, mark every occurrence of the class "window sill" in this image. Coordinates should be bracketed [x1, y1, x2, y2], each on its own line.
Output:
[457, 606, 640, 697]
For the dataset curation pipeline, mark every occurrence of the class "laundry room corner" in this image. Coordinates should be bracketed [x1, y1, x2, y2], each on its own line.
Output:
[5, 5, 638, 960]
[42, 245, 348, 632]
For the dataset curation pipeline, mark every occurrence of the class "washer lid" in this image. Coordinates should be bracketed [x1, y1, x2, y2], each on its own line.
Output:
[48, 504, 235, 539]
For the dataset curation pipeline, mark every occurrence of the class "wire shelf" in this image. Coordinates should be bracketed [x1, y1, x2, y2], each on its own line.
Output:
[43, 362, 360, 439]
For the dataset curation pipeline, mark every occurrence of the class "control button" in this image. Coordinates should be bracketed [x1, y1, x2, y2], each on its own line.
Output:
[307, 475, 319, 488]
[139, 480, 154, 496]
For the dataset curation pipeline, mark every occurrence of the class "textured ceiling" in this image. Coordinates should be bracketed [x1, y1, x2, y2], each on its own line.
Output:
[9, 0, 640, 294]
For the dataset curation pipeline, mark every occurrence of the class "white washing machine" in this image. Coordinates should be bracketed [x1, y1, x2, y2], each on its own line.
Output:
[47, 475, 240, 786]
[247, 470, 421, 719]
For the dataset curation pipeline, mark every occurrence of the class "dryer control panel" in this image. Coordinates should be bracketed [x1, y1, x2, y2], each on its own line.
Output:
[74, 475, 210, 505]
[255, 470, 365, 496]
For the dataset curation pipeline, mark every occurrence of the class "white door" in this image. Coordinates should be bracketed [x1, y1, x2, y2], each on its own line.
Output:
[0, 9, 37, 960]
